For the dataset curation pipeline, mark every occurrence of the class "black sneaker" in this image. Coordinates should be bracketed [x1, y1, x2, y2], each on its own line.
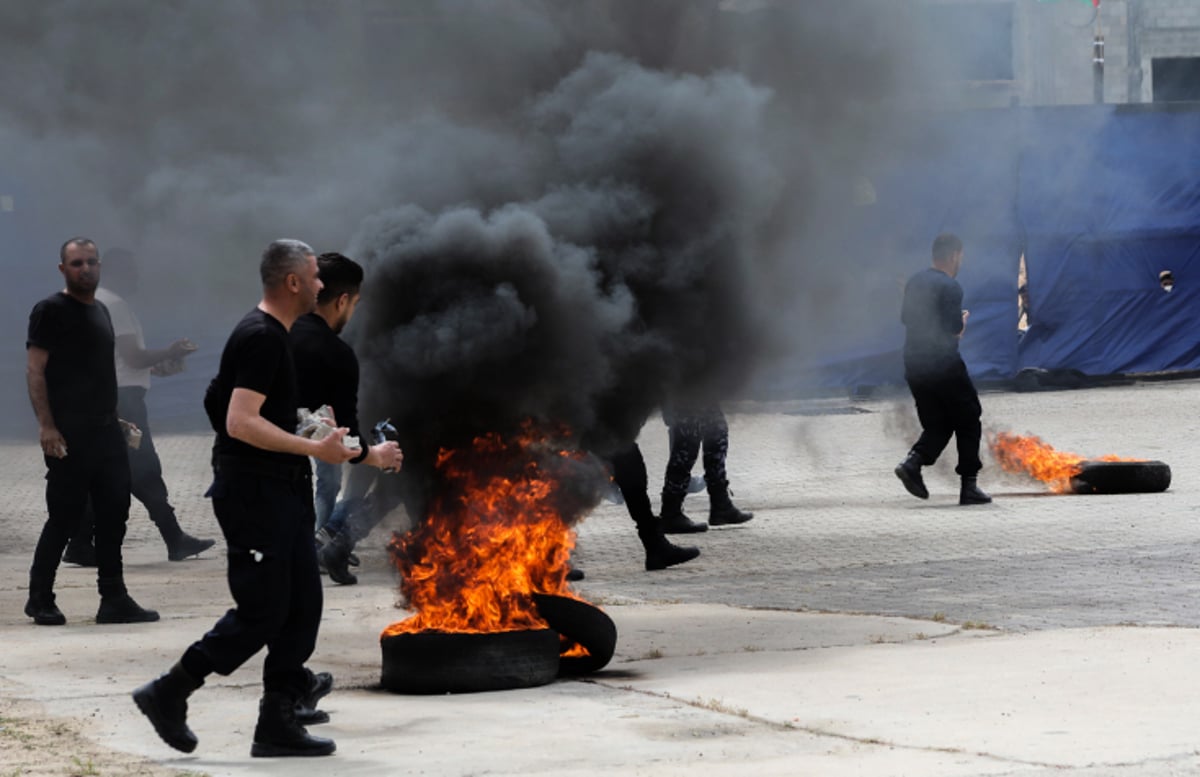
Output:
[168, 533, 216, 561]
[97, 594, 160, 624]
[318, 543, 358, 586]
[24, 593, 66, 626]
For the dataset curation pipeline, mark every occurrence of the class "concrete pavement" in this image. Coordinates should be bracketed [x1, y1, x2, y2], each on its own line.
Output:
[1, 379, 1199, 775]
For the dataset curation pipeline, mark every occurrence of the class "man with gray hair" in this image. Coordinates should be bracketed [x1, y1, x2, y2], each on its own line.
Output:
[133, 239, 364, 758]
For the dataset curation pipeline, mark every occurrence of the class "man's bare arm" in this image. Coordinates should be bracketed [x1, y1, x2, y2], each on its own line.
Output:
[27, 347, 66, 458]
[226, 387, 356, 465]
[115, 334, 196, 369]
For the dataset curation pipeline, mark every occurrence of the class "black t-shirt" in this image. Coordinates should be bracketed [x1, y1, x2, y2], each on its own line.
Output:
[208, 308, 306, 467]
[901, 267, 965, 376]
[290, 312, 366, 463]
[26, 292, 118, 423]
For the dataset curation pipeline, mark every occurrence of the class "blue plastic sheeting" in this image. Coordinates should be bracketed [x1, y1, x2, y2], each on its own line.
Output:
[1017, 106, 1200, 375]
[799, 103, 1200, 390]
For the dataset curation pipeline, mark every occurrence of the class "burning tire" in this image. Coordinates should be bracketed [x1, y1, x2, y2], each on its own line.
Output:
[380, 628, 560, 694]
[1069, 460, 1171, 495]
[533, 593, 617, 676]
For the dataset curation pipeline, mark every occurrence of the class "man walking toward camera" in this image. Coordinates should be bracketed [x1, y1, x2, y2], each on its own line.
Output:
[894, 233, 991, 506]
[24, 237, 160, 626]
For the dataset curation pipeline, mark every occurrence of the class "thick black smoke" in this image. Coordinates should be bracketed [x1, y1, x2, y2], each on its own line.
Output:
[0, 1, 946, 445]
[351, 52, 777, 474]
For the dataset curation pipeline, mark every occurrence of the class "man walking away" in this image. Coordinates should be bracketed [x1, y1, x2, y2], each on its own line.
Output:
[894, 233, 991, 506]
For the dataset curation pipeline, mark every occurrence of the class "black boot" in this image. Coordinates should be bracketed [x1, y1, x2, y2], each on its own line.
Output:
[294, 669, 333, 726]
[638, 526, 700, 571]
[24, 590, 66, 626]
[167, 533, 217, 562]
[97, 593, 160, 624]
[132, 662, 204, 753]
[707, 481, 753, 526]
[250, 691, 336, 757]
[894, 451, 929, 500]
[959, 476, 992, 505]
[317, 532, 358, 586]
[659, 491, 708, 534]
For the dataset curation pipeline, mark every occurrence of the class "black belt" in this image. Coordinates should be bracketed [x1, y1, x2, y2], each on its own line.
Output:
[214, 454, 311, 482]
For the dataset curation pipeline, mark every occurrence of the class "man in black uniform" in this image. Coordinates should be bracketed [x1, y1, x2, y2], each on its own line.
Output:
[659, 399, 753, 534]
[291, 252, 404, 585]
[894, 233, 991, 506]
[132, 239, 398, 758]
[24, 237, 160, 626]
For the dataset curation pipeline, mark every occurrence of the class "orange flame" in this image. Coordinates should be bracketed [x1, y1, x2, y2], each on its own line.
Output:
[989, 431, 1137, 494]
[382, 422, 600, 640]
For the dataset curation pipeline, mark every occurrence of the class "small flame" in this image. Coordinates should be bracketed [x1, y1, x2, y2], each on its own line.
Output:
[989, 431, 1137, 493]
[382, 421, 602, 640]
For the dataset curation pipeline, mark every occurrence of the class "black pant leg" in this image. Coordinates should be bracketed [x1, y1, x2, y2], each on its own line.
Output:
[118, 387, 182, 542]
[699, 406, 730, 487]
[945, 369, 983, 477]
[663, 419, 702, 498]
[908, 379, 955, 466]
[610, 444, 655, 528]
[31, 441, 91, 592]
[90, 423, 132, 596]
[263, 486, 323, 698]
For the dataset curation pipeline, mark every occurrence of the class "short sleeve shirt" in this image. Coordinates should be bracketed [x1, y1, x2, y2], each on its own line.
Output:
[209, 308, 306, 467]
[26, 292, 118, 423]
[95, 287, 150, 389]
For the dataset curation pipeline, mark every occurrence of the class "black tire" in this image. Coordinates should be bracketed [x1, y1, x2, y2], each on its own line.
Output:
[380, 628, 560, 694]
[1069, 460, 1171, 495]
[532, 593, 617, 676]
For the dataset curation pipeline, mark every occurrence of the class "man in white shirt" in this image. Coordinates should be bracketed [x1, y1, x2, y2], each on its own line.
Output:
[63, 248, 215, 564]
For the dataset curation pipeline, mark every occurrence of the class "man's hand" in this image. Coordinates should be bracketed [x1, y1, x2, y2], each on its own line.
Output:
[365, 440, 404, 473]
[167, 338, 198, 359]
[39, 427, 67, 459]
[310, 426, 358, 465]
[959, 309, 970, 338]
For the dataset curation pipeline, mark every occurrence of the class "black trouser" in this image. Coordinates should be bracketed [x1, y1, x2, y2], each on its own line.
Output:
[610, 443, 656, 530]
[182, 465, 321, 699]
[30, 418, 130, 598]
[662, 403, 729, 498]
[905, 361, 983, 477]
[74, 386, 183, 546]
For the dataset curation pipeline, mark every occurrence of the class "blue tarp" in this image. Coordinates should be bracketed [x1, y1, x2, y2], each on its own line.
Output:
[803, 102, 1200, 389]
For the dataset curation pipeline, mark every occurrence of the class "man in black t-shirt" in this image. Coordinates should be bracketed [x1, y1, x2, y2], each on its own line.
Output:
[291, 252, 403, 586]
[133, 239, 400, 759]
[894, 233, 991, 506]
[24, 237, 160, 626]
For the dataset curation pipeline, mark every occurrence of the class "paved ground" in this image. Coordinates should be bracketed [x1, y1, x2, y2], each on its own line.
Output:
[1, 379, 1199, 776]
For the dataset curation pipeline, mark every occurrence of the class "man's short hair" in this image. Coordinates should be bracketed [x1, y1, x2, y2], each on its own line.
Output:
[316, 252, 364, 305]
[931, 233, 963, 263]
[60, 237, 97, 262]
[260, 239, 315, 288]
